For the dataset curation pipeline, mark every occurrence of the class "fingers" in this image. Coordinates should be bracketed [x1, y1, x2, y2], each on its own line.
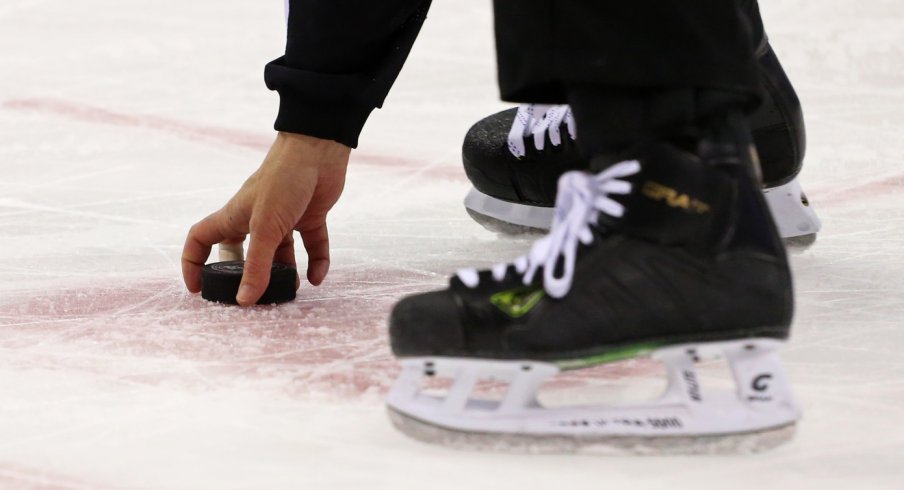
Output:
[273, 233, 301, 290]
[236, 218, 286, 306]
[301, 221, 330, 286]
[182, 211, 232, 293]
[183, 133, 348, 302]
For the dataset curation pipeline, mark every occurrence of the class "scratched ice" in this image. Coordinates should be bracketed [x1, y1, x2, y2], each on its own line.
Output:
[1, 1, 903, 489]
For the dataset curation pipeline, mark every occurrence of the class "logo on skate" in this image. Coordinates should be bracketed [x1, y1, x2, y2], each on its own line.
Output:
[683, 370, 702, 402]
[555, 417, 683, 430]
[642, 181, 711, 214]
[748, 373, 774, 402]
[490, 287, 545, 318]
[752, 373, 772, 391]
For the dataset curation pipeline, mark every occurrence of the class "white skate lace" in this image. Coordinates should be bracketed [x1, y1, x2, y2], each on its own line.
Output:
[507, 104, 577, 158]
[457, 160, 640, 298]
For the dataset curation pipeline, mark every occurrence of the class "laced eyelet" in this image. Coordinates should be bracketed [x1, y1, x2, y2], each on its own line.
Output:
[456, 161, 641, 298]
[507, 104, 577, 158]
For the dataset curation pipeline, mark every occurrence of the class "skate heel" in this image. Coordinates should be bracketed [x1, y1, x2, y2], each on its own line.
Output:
[764, 176, 821, 247]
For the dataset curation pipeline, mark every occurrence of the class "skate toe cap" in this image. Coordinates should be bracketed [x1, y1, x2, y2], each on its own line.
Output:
[389, 290, 464, 357]
[463, 107, 516, 156]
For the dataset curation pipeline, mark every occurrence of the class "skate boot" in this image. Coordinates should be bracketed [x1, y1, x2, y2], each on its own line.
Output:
[462, 43, 821, 247]
[388, 114, 800, 454]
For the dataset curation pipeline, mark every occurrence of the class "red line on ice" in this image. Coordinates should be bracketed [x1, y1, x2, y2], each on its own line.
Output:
[0, 462, 121, 490]
[0, 274, 657, 400]
[4, 97, 272, 150]
[809, 172, 904, 207]
[1, 97, 463, 178]
[5, 97, 904, 197]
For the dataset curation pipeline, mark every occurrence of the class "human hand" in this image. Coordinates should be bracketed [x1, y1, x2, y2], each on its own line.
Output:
[182, 132, 350, 305]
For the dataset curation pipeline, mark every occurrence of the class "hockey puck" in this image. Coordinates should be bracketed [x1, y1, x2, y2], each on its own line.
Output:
[201, 261, 296, 305]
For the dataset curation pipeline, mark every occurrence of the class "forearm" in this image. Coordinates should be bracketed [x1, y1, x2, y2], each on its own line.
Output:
[265, 0, 433, 148]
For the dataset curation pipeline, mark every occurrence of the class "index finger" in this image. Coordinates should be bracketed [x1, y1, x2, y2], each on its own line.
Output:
[181, 211, 234, 293]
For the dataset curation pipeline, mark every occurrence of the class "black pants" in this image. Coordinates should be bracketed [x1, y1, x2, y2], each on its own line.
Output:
[494, 0, 762, 156]
[267, 0, 762, 153]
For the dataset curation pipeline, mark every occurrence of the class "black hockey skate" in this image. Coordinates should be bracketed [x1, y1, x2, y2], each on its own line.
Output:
[387, 114, 799, 454]
[462, 43, 820, 247]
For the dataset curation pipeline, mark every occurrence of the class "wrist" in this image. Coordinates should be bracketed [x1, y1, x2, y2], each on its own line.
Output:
[274, 132, 351, 159]
[263, 132, 351, 175]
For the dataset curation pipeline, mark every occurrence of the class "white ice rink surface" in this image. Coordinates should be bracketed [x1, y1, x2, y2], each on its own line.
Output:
[1, 0, 903, 488]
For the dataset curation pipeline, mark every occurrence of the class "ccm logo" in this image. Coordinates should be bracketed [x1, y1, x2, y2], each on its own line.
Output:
[751, 373, 772, 391]
[747, 374, 774, 402]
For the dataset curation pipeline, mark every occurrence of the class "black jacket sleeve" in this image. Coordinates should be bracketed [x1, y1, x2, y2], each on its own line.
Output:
[264, 0, 432, 148]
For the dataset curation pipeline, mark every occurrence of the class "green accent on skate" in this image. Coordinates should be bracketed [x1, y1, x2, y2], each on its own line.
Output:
[555, 343, 663, 370]
[490, 287, 545, 318]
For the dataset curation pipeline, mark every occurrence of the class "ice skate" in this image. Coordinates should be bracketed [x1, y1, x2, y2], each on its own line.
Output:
[388, 113, 800, 454]
[462, 43, 821, 246]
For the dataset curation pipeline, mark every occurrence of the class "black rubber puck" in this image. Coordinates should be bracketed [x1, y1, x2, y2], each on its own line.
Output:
[201, 261, 296, 305]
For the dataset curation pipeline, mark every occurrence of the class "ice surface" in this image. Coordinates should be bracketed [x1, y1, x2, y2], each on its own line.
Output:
[1, 0, 903, 488]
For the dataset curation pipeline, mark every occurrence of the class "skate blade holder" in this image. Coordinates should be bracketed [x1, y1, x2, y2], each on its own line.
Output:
[764, 176, 822, 244]
[386, 338, 800, 454]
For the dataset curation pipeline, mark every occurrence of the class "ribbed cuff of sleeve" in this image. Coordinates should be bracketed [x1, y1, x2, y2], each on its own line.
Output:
[265, 57, 378, 148]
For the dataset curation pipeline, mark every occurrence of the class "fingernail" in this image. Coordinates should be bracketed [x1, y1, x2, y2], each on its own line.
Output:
[236, 284, 254, 305]
[310, 260, 329, 286]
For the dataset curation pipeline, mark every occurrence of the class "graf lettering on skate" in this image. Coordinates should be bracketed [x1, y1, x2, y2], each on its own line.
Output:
[641, 181, 711, 214]
[683, 369, 702, 401]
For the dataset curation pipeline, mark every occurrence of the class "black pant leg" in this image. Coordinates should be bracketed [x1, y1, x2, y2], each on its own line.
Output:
[494, 0, 758, 101]
[741, 0, 767, 49]
[493, 0, 759, 158]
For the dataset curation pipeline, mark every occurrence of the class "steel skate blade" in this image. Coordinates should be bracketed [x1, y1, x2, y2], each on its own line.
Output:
[784, 232, 817, 251]
[465, 207, 547, 236]
[464, 188, 551, 235]
[465, 179, 822, 250]
[388, 406, 796, 455]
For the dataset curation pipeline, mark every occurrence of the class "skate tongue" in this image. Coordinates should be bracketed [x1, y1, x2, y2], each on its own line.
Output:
[594, 142, 734, 248]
